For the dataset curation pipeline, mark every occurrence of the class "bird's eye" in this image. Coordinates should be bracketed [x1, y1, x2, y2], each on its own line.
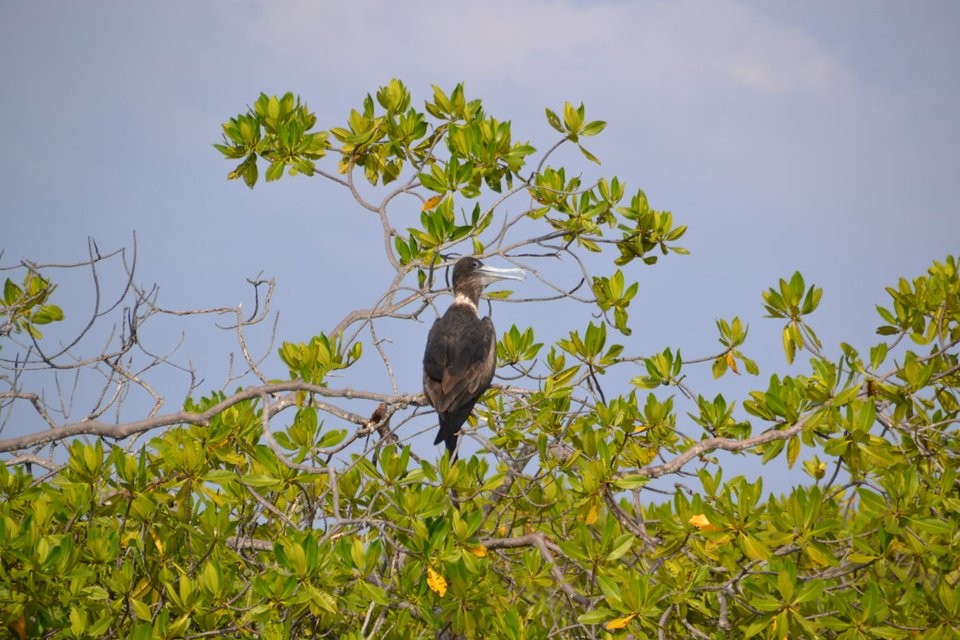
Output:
[471, 259, 481, 269]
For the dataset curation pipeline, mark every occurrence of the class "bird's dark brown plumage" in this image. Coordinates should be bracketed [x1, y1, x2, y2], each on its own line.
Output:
[422, 257, 524, 456]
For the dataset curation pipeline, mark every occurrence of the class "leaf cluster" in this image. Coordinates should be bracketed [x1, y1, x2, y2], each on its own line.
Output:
[2, 82, 959, 639]
[1, 272, 64, 340]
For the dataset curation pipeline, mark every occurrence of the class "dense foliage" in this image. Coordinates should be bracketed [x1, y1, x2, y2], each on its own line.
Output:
[1, 80, 958, 639]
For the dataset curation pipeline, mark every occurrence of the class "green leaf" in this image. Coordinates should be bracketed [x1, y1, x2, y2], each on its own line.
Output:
[131, 598, 152, 621]
[241, 156, 259, 188]
[545, 108, 563, 133]
[786, 434, 800, 468]
[562, 101, 584, 134]
[4, 278, 22, 304]
[605, 534, 635, 562]
[712, 356, 727, 379]
[265, 160, 286, 182]
[581, 120, 607, 136]
[596, 574, 623, 603]
[611, 474, 647, 490]
[32, 304, 64, 324]
[782, 325, 796, 364]
[578, 144, 600, 165]
[578, 609, 614, 625]
[869, 342, 888, 369]
[740, 534, 770, 560]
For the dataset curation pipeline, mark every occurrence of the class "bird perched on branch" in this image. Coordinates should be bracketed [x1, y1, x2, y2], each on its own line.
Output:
[422, 257, 524, 457]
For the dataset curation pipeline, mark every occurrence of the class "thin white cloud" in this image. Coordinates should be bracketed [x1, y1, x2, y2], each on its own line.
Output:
[229, 0, 854, 99]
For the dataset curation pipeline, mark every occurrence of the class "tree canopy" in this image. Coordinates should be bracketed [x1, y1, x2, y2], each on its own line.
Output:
[1, 79, 958, 639]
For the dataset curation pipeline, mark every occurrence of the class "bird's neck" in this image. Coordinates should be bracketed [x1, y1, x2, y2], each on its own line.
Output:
[453, 291, 479, 314]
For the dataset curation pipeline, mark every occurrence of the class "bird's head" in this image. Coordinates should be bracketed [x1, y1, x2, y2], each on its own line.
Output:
[451, 256, 525, 308]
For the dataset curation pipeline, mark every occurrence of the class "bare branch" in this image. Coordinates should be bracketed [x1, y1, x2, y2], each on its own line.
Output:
[0, 381, 422, 453]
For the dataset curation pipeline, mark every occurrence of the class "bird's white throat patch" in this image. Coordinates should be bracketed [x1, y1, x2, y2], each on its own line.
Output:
[454, 292, 478, 314]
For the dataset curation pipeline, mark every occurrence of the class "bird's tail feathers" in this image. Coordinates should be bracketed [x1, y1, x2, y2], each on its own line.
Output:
[433, 403, 476, 456]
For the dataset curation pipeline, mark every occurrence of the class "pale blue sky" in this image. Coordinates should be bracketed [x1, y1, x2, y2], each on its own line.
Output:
[2, 1, 958, 488]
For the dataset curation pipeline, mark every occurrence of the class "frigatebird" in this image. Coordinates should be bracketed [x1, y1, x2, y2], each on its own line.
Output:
[423, 256, 525, 456]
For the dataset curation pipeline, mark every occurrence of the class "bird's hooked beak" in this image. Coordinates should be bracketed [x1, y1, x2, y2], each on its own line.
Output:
[476, 264, 525, 285]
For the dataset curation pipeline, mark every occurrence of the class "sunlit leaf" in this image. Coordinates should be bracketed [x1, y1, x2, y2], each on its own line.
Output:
[726, 351, 739, 375]
[422, 194, 444, 211]
[426, 567, 447, 597]
[688, 514, 718, 531]
[584, 499, 600, 525]
[605, 614, 636, 631]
